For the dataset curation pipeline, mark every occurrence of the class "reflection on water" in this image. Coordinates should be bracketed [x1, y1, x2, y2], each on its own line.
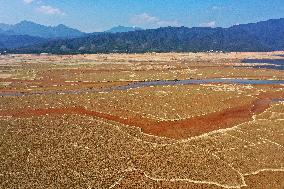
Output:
[113, 79, 284, 90]
[275, 54, 284, 57]
[242, 59, 284, 70]
[272, 98, 284, 103]
[0, 78, 283, 97]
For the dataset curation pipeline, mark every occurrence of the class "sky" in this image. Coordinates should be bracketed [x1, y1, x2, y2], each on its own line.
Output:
[0, 0, 284, 32]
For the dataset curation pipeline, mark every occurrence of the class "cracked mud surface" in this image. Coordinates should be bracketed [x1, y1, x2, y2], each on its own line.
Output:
[0, 52, 284, 188]
[1, 103, 283, 188]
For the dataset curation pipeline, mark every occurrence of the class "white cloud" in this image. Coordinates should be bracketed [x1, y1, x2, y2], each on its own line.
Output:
[156, 20, 180, 27]
[37, 5, 65, 15]
[131, 13, 159, 25]
[130, 13, 180, 28]
[23, 0, 65, 16]
[199, 21, 216, 28]
[210, 5, 230, 12]
[212, 6, 221, 10]
[23, 0, 35, 4]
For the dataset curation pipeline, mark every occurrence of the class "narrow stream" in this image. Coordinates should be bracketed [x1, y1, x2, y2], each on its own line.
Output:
[241, 59, 284, 70]
[0, 78, 283, 97]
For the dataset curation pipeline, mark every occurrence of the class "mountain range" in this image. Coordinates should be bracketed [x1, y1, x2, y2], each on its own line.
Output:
[1, 18, 284, 53]
[0, 21, 85, 39]
[0, 21, 143, 49]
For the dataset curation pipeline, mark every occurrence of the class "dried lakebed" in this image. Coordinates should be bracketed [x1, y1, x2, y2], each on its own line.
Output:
[1, 53, 284, 188]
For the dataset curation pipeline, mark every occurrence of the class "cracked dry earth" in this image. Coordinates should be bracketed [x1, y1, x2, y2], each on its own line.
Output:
[0, 53, 284, 189]
[1, 102, 284, 188]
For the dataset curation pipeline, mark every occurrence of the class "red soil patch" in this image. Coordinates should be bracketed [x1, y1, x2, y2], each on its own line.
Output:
[0, 91, 283, 139]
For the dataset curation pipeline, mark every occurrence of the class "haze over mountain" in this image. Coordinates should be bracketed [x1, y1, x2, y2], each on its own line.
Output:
[0, 21, 85, 39]
[2, 18, 284, 53]
[0, 21, 147, 50]
[0, 23, 12, 31]
[0, 21, 146, 49]
[105, 26, 143, 33]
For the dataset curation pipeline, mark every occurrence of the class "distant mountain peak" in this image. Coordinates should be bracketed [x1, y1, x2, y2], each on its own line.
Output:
[0, 21, 85, 39]
[15, 20, 43, 27]
[19, 20, 35, 24]
[56, 24, 68, 28]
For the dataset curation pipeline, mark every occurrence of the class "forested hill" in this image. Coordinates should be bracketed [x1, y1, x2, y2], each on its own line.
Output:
[8, 18, 284, 54]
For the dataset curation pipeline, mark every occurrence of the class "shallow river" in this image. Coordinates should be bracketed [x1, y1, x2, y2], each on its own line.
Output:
[0, 78, 283, 97]
[242, 58, 284, 70]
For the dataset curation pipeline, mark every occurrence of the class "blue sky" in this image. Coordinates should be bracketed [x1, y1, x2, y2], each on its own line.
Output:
[0, 0, 284, 32]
